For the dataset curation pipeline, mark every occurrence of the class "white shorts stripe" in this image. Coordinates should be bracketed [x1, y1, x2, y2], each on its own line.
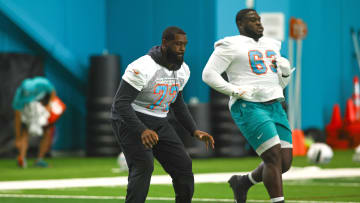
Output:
[255, 136, 280, 155]
[280, 140, 293, 148]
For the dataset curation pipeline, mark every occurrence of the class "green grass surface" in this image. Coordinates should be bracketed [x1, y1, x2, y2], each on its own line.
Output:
[1, 150, 359, 181]
[1, 150, 360, 202]
[1, 178, 360, 202]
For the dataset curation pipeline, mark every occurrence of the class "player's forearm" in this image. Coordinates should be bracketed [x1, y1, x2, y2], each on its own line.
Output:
[202, 67, 239, 97]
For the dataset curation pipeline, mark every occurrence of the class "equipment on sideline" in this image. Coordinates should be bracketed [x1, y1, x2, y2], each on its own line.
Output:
[288, 17, 307, 131]
[353, 145, 360, 162]
[48, 96, 66, 124]
[287, 18, 307, 156]
[117, 152, 128, 171]
[350, 28, 360, 71]
[307, 143, 333, 164]
[353, 76, 360, 120]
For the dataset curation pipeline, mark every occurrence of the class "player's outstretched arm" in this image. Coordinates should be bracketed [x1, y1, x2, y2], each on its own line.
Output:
[170, 92, 215, 149]
[170, 91, 198, 134]
[193, 130, 215, 150]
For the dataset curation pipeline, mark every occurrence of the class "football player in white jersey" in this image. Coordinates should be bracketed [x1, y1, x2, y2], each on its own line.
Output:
[202, 9, 294, 203]
[111, 26, 214, 203]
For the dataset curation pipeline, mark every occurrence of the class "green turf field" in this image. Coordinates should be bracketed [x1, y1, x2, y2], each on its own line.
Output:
[1, 150, 360, 202]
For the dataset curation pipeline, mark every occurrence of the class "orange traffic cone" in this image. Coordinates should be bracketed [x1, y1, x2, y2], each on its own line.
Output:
[345, 99, 356, 124]
[292, 129, 306, 156]
[329, 104, 342, 128]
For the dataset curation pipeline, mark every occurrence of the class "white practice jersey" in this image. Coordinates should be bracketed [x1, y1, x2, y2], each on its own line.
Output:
[122, 55, 190, 118]
[202, 35, 284, 108]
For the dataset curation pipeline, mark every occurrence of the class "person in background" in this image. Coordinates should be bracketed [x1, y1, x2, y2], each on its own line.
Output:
[111, 26, 214, 203]
[202, 9, 294, 203]
[13, 76, 65, 168]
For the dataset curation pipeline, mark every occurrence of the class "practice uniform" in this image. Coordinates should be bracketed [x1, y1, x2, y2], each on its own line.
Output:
[202, 35, 292, 155]
[111, 47, 196, 203]
[123, 55, 189, 118]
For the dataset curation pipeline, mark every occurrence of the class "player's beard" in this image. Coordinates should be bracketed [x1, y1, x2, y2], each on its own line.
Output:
[165, 48, 184, 67]
[245, 27, 263, 40]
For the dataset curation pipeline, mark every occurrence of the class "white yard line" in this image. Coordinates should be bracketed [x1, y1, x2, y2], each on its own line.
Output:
[0, 167, 359, 190]
[0, 194, 359, 203]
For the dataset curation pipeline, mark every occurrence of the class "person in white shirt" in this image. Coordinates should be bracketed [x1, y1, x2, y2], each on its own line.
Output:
[111, 26, 214, 203]
[202, 9, 294, 203]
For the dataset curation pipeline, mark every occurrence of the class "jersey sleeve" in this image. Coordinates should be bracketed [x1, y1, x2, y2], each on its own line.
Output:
[179, 63, 191, 91]
[202, 39, 240, 96]
[122, 61, 148, 91]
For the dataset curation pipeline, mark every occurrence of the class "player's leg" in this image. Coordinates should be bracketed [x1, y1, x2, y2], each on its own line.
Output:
[249, 124, 293, 182]
[245, 148, 292, 183]
[229, 100, 285, 202]
[35, 125, 54, 167]
[153, 122, 194, 203]
[260, 144, 284, 199]
[244, 122, 285, 201]
[17, 124, 29, 168]
[277, 124, 293, 173]
[112, 119, 154, 203]
[244, 103, 292, 202]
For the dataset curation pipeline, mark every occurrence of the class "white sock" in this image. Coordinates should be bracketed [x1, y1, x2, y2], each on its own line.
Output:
[248, 173, 259, 185]
[271, 197, 284, 202]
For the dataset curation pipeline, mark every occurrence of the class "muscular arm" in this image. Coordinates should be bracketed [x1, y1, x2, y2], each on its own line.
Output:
[202, 52, 238, 97]
[170, 91, 198, 136]
[112, 80, 147, 135]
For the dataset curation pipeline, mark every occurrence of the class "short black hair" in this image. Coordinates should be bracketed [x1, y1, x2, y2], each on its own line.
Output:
[162, 26, 186, 41]
[236, 8, 256, 24]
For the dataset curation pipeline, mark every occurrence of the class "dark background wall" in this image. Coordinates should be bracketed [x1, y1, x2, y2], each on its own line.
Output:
[0, 0, 359, 153]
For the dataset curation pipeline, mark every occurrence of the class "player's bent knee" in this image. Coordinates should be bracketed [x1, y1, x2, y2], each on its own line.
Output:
[172, 174, 194, 198]
[281, 159, 292, 173]
[131, 159, 154, 176]
[261, 145, 282, 165]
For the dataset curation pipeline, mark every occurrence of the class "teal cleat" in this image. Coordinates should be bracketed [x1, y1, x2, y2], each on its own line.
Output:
[35, 159, 49, 168]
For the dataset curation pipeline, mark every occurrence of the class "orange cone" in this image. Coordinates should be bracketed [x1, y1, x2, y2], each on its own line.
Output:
[345, 99, 356, 124]
[292, 129, 306, 156]
[329, 104, 342, 128]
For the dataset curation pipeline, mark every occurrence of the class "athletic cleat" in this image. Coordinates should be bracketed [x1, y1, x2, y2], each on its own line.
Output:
[17, 156, 27, 168]
[35, 159, 48, 168]
[228, 175, 250, 203]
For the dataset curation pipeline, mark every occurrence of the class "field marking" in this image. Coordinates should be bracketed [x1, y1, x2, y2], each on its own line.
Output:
[0, 167, 360, 190]
[285, 181, 360, 187]
[0, 194, 359, 203]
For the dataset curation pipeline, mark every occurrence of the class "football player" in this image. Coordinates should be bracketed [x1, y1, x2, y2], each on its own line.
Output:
[111, 26, 214, 203]
[202, 9, 294, 203]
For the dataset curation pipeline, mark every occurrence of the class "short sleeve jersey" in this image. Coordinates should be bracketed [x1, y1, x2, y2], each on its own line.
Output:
[122, 55, 190, 118]
[212, 35, 284, 106]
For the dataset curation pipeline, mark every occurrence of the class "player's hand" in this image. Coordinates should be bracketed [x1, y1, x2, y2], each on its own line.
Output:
[275, 56, 293, 77]
[232, 89, 247, 98]
[232, 86, 258, 99]
[141, 129, 159, 149]
[193, 130, 215, 150]
[275, 56, 295, 88]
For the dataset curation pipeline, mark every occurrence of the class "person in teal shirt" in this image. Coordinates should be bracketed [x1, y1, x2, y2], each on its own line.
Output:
[12, 76, 56, 168]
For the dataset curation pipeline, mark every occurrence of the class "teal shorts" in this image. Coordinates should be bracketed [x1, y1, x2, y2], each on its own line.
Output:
[230, 99, 292, 155]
